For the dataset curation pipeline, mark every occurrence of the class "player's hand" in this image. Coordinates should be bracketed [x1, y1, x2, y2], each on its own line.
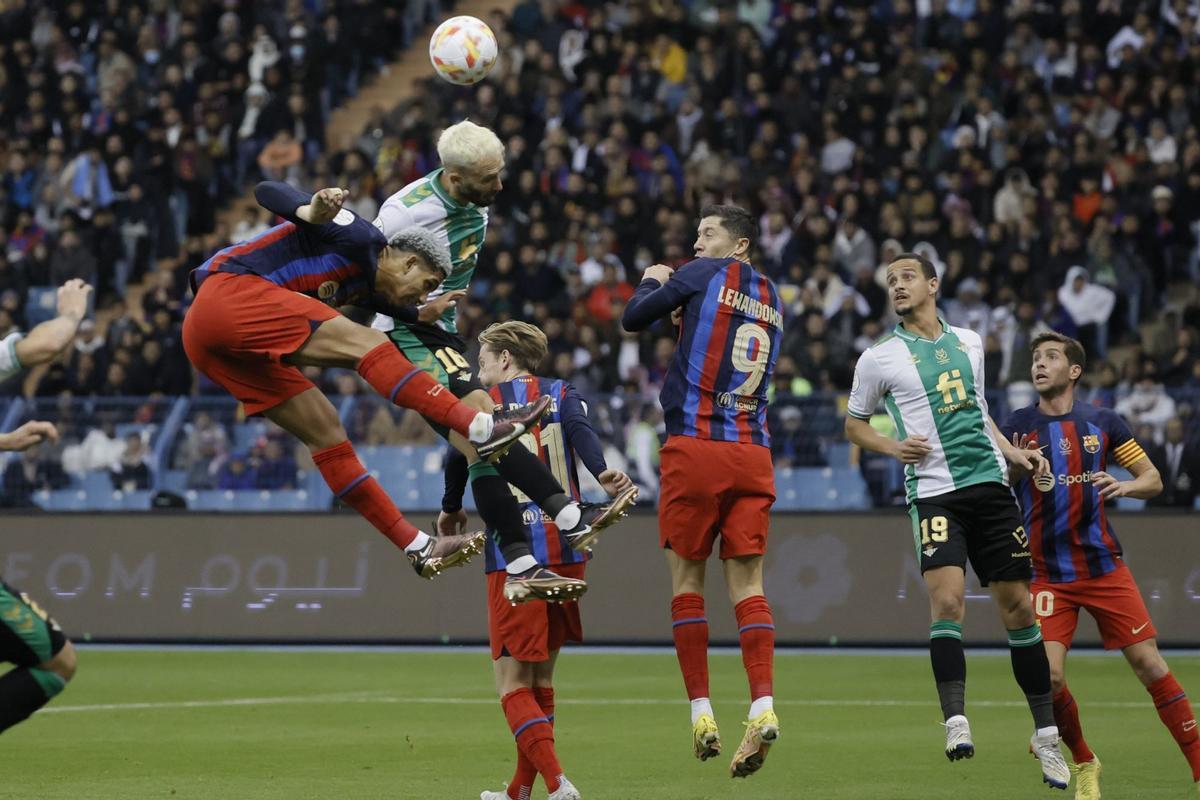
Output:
[0, 421, 58, 452]
[418, 290, 465, 323]
[1010, 432, 1032, 451]
[56, 279, 92, 323]
[670, 307, 683, 326]
[1006, 444, 1050, 477]
[643, 263, 674, 284]
[437, 509, 468, 536]
[300, 187, 349, 224]
[890, 435, 932, 464]
[598, 469, 634, 497]
[1091, 471, 1129, 500]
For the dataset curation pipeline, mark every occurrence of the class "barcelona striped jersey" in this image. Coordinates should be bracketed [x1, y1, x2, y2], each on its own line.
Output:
[483, 375, 608, 573]
[621, 257, 784, 447]
[189, 182, 387, 308]
[1002, 403, 1149, 583]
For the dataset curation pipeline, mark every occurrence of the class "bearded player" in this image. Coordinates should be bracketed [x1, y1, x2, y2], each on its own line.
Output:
[184, 182, 548, 578]
[372, 120, 636, 604]
[622, 205, 784, 779]
[1003, 332, 1198, 799]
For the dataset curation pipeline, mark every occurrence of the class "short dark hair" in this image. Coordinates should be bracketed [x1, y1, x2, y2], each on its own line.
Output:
[888, 252, 937, 279]
[1031, 331, 1087, 379]
[699, 204, 757, 247]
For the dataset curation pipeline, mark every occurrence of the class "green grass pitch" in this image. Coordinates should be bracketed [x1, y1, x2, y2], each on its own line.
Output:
[5, 649, 1198, 799]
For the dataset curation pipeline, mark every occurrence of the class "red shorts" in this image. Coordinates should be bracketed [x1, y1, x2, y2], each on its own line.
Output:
[182, 272, 340, 416]
[658, 435, 775, 561]
[487, 563, 586, 662]
[1032, 563, 1157, 650]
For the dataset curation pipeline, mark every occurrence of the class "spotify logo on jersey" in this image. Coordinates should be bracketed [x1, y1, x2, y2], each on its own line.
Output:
[1034, 474, 1056, 492]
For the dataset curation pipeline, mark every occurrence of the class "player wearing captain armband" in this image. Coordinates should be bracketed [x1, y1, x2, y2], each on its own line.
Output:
[1002, 332, 1198, 799]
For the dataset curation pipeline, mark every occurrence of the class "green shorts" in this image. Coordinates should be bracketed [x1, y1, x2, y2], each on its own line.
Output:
[389, 323, 486, 438]
[0, 580, 67, 667]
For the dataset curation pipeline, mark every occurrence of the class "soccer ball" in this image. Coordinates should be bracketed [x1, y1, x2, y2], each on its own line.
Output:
[429, 16, 498, 86]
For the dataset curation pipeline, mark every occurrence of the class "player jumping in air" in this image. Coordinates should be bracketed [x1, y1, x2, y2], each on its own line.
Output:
[622, 205, 784, 779]
[448, 321, 634, 800]
[1003, 332, 1199, 799]
[0, 279, 92, 733]
[844, 253, 1070, 789]
[372, 120, 636, 604]
[183, 182, 548, 578]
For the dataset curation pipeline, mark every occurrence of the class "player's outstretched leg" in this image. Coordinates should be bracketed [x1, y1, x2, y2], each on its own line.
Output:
[1124, 640, 1200, 788]
[493, 443, 638, 552]
[266, 389, 484, 576]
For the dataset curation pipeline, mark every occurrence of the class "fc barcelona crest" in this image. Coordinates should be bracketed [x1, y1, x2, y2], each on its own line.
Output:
[1082, 434, 1101, 454]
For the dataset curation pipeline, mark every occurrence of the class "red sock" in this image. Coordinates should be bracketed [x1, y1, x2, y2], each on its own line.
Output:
[734, 595, 775, 701]
[508, 687, 555, 800]
[356, 342, 476, 437]
[1148, 673, 1200, 781]
[312, 441, 419, 548]
[1053, 687, 1095, 763]
[501, 688, 562, 793]
[671, 593, 709, 700]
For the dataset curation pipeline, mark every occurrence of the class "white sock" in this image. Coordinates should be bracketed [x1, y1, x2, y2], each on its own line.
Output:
[1035, 725, 1059, 739]
[403, 531, 431, 554]
[467, 412, 493, 444]
[554, 503, 581, 531]
[749, 696, 774, 719]
[690, 697, 714, 725]
[506, 555, 538, 574]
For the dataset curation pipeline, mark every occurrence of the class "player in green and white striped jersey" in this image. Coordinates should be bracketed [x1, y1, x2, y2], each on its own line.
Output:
[845, 253, 1070, 790]
[0, 279, 91, 735]
[372, 121, 636, 604]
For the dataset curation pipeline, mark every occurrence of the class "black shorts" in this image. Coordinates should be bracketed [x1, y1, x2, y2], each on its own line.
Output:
[388, 323, 486, 437]
[909, 482, 1032, 586]
[0, 580, 68, 667]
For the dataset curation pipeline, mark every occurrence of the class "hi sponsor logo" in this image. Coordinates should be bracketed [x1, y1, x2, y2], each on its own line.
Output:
[1035, 471, 1097, 492]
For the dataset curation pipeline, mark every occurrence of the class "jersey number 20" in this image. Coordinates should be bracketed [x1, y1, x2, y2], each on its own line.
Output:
[729, 323, 772, 396]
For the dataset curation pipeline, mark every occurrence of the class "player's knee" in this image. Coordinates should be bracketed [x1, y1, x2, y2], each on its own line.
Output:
[930, 594, 964, 621]
[1130, 647, 1169, 685]
[1049, 668, 1066, 694]
[45, 641, 78, 683]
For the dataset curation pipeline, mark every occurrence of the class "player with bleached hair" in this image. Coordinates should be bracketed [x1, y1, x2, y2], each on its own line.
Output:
[373, 120, 637, 605]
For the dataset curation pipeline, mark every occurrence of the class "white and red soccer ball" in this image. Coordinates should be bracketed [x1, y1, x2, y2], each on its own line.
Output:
[429, 16, 498, 86]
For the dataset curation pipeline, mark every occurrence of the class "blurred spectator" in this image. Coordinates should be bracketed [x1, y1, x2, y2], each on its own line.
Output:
[1116, 377, 1178, 442]
[1058, 266, 1115, 359]
[1146, 417, 1198, 508]
[252, 437, 298, 490]
[217, 454, 257, 490]
[2, 443, 69, 507]
[109, 433, 151, 492]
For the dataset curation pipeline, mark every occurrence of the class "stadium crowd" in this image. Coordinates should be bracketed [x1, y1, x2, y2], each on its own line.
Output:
[1, 0, 1199, 508]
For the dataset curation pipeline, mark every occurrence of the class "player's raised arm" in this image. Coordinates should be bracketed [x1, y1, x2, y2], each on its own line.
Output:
[10, 279, 92, 369]
[559, 385, 632, 496]
[621, 263, 696, 331]
[254, 181, 362, 231]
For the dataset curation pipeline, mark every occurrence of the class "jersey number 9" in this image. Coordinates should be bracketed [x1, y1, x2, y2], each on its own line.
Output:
[729, 322, 772, 396]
